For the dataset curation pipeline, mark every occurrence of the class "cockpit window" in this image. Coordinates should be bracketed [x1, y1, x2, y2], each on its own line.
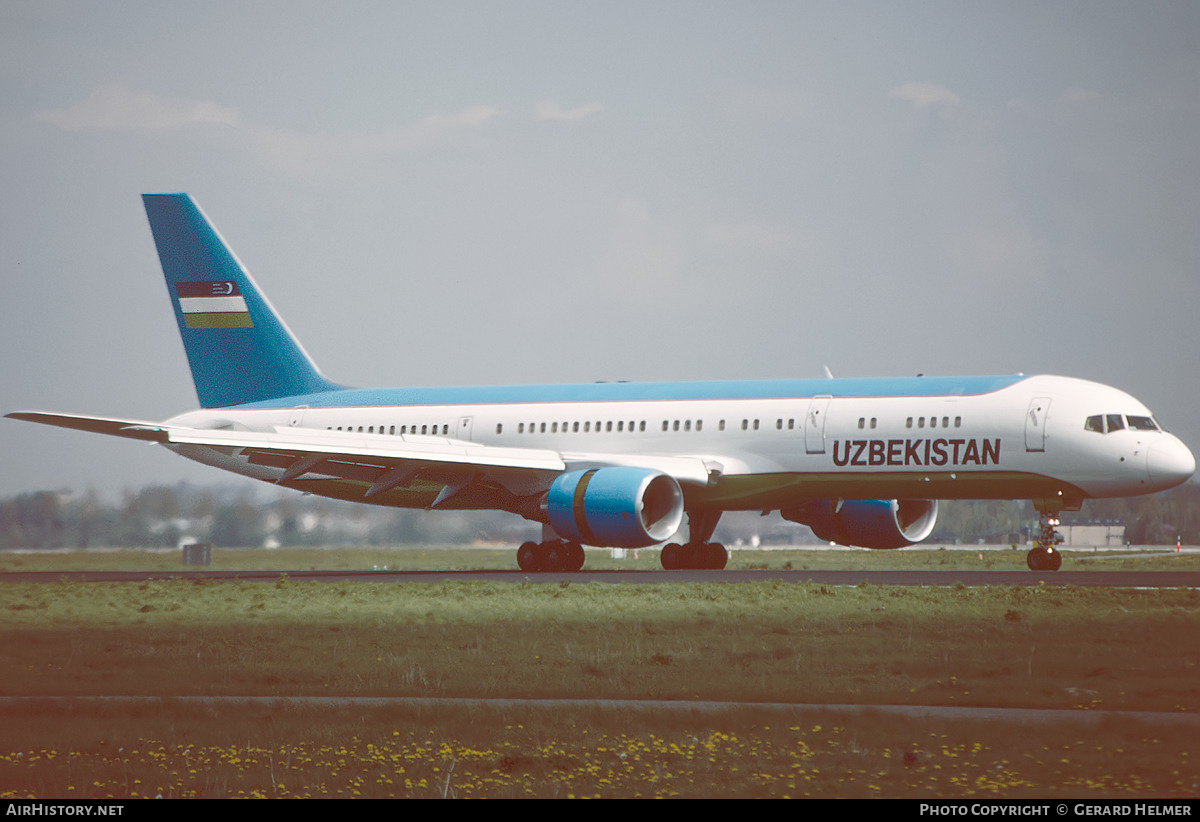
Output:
[1085, 413, 1161, 433]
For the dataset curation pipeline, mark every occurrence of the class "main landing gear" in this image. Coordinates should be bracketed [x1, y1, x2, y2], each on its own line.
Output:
[517, 539, 585, 573]
[660, 509, 729, 570]
[1026, 513, 1064, 572]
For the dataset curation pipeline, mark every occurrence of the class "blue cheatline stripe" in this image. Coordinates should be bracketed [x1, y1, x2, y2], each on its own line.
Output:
[143, 193, 341, 409]
[231, 374, 1030, 410]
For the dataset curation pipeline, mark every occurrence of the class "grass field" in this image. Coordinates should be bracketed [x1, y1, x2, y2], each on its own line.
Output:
[1, 546, 1197, 798]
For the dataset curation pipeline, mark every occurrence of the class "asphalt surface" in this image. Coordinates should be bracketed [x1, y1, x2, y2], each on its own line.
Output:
[2, 568, 1197, 587]
[1, 695, 1197, 729]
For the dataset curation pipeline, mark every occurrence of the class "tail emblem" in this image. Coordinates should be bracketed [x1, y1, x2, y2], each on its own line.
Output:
[176, 281, 253, 328]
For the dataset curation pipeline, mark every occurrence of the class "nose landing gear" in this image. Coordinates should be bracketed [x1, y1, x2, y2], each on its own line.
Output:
[1027, 513, 1064, 571]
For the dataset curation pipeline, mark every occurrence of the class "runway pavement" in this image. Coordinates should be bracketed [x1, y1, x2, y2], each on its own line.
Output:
[2, 567, 1198, 587]
[1, 694, 1197, 729]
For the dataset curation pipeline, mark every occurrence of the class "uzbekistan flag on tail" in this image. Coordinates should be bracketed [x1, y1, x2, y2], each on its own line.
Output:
[176, 281, 253, 328]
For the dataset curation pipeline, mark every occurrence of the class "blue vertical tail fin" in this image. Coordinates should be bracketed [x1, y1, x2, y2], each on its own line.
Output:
[142, 193, 341, 408]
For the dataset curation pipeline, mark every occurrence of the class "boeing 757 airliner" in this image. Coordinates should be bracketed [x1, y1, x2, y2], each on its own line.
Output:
[8, 194, 1195, 571]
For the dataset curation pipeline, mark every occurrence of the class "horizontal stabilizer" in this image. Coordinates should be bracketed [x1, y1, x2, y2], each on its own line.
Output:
[4, 412, 169, 442]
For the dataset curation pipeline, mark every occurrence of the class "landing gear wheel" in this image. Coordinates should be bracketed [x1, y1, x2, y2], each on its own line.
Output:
[1046, 548, 1062, 571]
[517, 541, 541, 572]
[516, 540, 587, 572]
[702, 542, 729, 570]
[659, 508, 728, 570]
[542, 540, 564, 571]
[1026, 546, 1062, 571]
[563, 541, 585, 572]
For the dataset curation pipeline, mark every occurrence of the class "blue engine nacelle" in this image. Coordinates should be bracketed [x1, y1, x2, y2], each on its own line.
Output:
[546, 467, 685, 548]
[782, 499, 938, 550]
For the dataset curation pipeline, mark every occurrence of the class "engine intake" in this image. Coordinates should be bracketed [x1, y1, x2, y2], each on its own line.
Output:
[547, 467, 684, 548]
[782, 499, 938, 550]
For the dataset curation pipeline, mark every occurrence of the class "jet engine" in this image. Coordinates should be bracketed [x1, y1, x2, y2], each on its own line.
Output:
[546, 467, 685, 548]
[782, 499, 938, 550]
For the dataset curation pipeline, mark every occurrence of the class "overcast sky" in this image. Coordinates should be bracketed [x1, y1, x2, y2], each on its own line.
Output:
[2, 1, 1198, 498]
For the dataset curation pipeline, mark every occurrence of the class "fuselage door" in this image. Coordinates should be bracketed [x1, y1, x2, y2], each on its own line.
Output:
[457, 416, 474, 442]
[287, 406, 307, 428]
[805, 395, 832, 454]
[1025, 397, 1051, 452]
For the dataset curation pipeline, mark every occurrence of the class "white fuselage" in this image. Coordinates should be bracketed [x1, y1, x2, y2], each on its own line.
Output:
[164, 374, 1194, 514]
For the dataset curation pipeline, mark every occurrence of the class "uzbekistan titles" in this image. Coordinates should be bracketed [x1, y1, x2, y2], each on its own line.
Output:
[832, 438, 1001, 468]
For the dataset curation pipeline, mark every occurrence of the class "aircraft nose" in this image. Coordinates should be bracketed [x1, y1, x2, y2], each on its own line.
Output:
[1147, 437, 1196, 489]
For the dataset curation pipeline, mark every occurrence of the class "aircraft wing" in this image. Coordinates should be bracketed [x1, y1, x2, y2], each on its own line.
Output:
[6, 411, 714, 506]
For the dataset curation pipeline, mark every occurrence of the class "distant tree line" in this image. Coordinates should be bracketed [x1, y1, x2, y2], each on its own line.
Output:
[0, 483, 533, 550]
[0, 482, 1196, 550]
